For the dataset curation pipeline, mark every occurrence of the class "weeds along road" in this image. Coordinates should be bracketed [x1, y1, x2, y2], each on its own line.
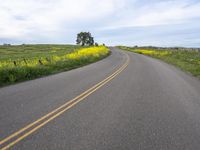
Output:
[0, 47, 200, 150]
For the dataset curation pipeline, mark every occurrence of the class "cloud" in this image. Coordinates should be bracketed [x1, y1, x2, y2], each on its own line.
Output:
[96, 19, 200, 47]
[134, 1, 200, 26]
[0, 0, 200, 46]
[105, 0, 200, 28]
[0, 0, 124, 39]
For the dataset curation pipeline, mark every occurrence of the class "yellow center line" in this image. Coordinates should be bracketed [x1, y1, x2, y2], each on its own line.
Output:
[0, 52, 130, 150]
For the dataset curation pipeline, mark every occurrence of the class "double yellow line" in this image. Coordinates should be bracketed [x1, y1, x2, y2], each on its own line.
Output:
[0, 52, 130, 150]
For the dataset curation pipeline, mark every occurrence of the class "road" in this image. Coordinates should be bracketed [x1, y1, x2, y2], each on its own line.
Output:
[0, 47, 200, 150]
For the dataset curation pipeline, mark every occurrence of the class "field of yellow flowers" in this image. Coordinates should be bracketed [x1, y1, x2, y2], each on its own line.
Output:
[0, 45, 110, 86]
[118, 46, 200, 79]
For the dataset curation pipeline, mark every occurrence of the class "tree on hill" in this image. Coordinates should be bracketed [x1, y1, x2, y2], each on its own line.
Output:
[76, 32, 94, 46]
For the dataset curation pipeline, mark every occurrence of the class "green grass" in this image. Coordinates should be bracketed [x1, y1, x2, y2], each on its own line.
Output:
[118, 46, 200, 79]
[0, 45, 110, 87]
[0, 44, 81, 60]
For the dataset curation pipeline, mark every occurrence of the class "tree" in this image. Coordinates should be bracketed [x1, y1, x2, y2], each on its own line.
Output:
[95, 42, 99, 46]
[76, 32, 94, 46]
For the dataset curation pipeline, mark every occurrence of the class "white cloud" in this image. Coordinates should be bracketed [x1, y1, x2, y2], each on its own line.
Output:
[0, 0, 124, 39]
[134, 1, 200, 26]
[104, 0, 200, 29]
[0, 0, 200, 46]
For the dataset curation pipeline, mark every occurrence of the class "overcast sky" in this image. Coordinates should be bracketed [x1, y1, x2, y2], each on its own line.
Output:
[0, 0, 200, 47]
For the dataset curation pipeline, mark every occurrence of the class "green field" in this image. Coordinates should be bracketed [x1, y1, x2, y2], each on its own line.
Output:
[0, 44, 110, 87]
[0, 44, 81, 60]
[118, 46, 200, 79]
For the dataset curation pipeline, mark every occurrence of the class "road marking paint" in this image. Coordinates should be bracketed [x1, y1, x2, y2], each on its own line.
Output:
[0, 52, 129, 150]
[0, 53, 128, 146]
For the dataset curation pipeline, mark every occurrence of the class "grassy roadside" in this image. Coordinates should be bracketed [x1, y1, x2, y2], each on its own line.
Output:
[118, 46, 200, 79]
[0, 45, 110, 87]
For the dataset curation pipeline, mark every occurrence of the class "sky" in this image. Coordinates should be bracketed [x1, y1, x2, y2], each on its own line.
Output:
[0, 0, 200, 47]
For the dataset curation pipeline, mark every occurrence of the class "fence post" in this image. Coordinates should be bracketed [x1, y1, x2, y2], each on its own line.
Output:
[13, 61, 17, 66]
[39, 59, 43, 65]
[23, 58, 27, 65]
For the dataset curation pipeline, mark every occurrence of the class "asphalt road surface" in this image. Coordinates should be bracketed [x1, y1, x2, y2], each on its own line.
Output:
[0, 47, 200, 150]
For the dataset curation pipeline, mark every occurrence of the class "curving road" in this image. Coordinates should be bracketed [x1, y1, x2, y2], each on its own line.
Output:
[0, 47, 200, 150]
